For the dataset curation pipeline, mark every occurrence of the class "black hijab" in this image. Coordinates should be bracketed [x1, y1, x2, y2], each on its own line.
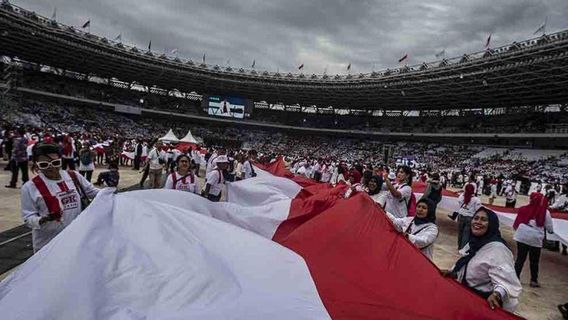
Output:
[413, 198, 436, 225]
[452, 208, 507, 274]
[367, 175, 383, 196]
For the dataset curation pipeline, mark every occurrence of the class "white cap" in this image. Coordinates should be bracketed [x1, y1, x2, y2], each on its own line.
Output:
[215, 155, 229, 163]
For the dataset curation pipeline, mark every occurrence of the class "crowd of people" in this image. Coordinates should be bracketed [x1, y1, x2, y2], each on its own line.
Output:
[5, 63, 568, 135]
[2, 100, 568, 317]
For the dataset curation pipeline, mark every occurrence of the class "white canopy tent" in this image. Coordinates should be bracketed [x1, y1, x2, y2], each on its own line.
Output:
[158, 129, 179, 143]
[179, 129, 198, 144]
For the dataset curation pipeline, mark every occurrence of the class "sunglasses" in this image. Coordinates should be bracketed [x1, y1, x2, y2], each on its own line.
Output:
[36, 159, 62, 170]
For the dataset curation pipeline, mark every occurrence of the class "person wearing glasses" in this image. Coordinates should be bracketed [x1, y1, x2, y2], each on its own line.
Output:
[20, 143, 100, 252]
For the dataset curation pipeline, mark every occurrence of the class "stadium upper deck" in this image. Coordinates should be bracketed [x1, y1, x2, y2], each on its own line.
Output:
[1, 2, 568, 110]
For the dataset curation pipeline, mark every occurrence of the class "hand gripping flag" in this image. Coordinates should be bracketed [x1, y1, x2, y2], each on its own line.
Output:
[0, 159, 524, 319]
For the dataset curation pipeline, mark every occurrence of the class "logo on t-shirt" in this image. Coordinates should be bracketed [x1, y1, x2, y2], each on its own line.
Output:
[58, 190, 79, 211]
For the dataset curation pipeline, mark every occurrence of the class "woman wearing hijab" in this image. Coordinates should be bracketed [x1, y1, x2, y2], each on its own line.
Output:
[455, 183, 482, 250]
[386, 198, 439, 260]
[513, 192, 554, 288]
[446, 208, 522, 312]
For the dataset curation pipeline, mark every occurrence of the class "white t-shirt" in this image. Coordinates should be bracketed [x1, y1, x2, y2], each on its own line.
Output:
[513, 211, 554, 248]
[455, 242, 522, 312]
[141, 145, 148, 157]
[191, 150, 201, 164]
[206, 169, 224, 196]
[206, 153, 219, 175]
[164, 172, 200, 194]
[457, 195, 482, 217]
[148, 148, 162, 170]
[235, 162, 243, 179]
[21, 170, 99, 251]
[385, 183, 413, 218]
[242, 160, 255, 179]
[386, 213, 439, 260]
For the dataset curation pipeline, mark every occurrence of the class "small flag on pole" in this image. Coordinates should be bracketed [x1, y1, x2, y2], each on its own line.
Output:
[298, 63, 304, 70]
[148, 41, 152, 51]
[51, 7, 56, 21]
[485, 34, 492, 48]
[347, 63, 351, 71]
[113, 33, 122, 42]
[398, 53, 408, 63]
[202, 54, 206, 63]
[533, 18, 547, 35]
[251, 60, 256, 68]
[435, 49, 446, 58]
[82, 20, 90, 29]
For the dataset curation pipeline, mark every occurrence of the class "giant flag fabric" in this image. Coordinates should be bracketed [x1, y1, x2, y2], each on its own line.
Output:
[0, 162, 523, 319]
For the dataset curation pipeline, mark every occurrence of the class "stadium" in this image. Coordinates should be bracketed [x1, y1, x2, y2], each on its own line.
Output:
[0, 1, 568, 319]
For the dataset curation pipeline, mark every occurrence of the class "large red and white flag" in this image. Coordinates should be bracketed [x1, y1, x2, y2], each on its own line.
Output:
[0, 159, 522, 319]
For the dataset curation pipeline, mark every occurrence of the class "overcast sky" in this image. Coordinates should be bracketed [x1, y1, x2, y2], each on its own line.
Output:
[11, 0, 568, 74]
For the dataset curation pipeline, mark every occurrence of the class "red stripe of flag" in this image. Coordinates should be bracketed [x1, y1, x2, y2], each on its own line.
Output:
[258, 157, 522, 319]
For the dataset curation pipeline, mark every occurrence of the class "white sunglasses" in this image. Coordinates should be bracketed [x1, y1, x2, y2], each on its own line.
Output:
[36, 158, 62, 170]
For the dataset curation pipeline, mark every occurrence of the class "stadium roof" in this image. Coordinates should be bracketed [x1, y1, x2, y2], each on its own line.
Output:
[1, 2, 568, 110]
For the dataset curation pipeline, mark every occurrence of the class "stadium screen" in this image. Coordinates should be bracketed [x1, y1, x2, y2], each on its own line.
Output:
[203, 95, 253, 119]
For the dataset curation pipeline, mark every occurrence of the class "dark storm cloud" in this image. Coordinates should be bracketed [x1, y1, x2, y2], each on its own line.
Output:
[11, 0, 568, 74]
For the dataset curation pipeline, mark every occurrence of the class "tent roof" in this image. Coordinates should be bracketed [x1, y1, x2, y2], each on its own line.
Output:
[179, 130, 198, 143]
[158, 129, 179, 142]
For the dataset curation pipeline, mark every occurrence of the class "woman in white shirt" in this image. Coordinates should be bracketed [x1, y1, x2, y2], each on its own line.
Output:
[386, 198, 438, 260]
[445, 207, 522, 312]
[78, 142, 96, 182]
[513, 192, 554, 288]
[456, 184, 482, 250]
[21, 143, 100, 252]
[505, 184, 517, 208]
[383, 166, 413, 218]
[366, 175, 382, 202]
[164, 155, 199, 194]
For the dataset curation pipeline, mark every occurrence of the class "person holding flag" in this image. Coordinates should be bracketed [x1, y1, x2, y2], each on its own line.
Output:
[21, 143, 99, 252]
[164, 154, 200, 194]
[202, 155, 229, 202]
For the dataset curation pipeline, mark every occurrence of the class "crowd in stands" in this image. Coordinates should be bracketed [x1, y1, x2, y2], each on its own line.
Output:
[2, 100, 568, 189]
[3, 100, 568, 317]
[4, 64, 568, 134]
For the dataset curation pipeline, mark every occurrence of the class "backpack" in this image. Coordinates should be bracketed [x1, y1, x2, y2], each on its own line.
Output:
[398, 183, 417, 217]
[80, 150, 92, 166]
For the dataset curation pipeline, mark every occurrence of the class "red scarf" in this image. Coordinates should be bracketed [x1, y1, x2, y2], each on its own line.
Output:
[513, 192, 547, 230]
